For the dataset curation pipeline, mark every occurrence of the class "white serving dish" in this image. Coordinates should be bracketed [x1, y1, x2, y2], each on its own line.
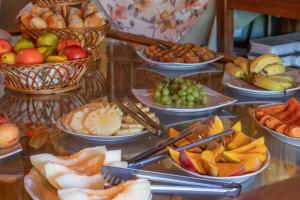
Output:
[131, 86, 237, 113]
[136, 50, 223, 71]
[223, 71, 300, 97]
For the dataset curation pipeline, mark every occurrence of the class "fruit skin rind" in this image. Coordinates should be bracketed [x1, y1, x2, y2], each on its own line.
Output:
[250, 54, 283, 74]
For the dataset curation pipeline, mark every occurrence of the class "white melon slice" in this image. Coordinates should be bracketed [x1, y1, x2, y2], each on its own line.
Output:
[104, 150, 121, 165]
[109, 161, 128, 168]
[56, 173, 104, 189]
[44, 162, 75, 189]
[58, 179, 151, 200]
[30, 146, 107, 175]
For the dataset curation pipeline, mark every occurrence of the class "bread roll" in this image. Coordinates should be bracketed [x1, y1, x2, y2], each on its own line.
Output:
[20, 11, 33, 26]
[53, 6, 62, 15]
[41, 11, 54, 22]
[31, 5, 49, 16]
[0, 123, 19, 148]
[69, 7, 82, 18]
[30, 17, 47, 29]
[84, 12, 106, 28]
[68, 15, 84, 29]
[82, 2, 97, 18]
[48, 14, 66, 29]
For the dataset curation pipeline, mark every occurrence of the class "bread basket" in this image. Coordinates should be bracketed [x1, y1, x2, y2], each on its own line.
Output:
[0, 58, 89, 94]
[36, 0, 86, 7]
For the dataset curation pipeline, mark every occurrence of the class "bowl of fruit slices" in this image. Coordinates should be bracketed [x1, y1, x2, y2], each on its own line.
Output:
[166, 116, 270, 183]
[132, 77, 236, 113]
[0, 32, 89, 94]
[255, 97, 300, 147]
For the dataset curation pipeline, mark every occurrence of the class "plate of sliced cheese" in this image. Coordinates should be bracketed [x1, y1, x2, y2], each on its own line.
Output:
[57, 102, 159, 142]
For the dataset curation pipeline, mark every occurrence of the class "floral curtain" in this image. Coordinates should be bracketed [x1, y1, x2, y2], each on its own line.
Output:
[98, 0, 212, 42]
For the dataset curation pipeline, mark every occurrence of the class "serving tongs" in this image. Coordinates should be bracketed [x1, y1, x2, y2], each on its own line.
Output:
[114, 97, 161, 136]
[102, 166, 241, 197]
[128, 126, 234, 169]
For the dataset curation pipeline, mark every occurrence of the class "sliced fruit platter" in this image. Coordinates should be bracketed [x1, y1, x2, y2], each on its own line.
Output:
[136, 43, 223, 70]
[224, 54, 300, 97]
[167, 116, 270, 182]
[132, 77, 236, 113]
[57, 102, 159, 141]
[255, 97, 300, 147]
[25, 146, 151, 200]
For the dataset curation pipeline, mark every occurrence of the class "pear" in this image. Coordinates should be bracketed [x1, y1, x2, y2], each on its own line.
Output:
[37, 32, 58, 48]
[0, 52, 16, 64]
[14, 38, 34, 53]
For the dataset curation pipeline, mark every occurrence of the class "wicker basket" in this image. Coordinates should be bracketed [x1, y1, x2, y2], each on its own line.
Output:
[0, 58, 89, 94]
[36, 0, 86, 7]
[19, 20, 110, 61]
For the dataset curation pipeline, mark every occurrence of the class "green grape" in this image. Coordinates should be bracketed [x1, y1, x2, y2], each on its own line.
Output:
[156, 83, 164, 91]
[187, 95, 194, 102]
[181, 100, 187, 106]
[187, 101, 195, 106]
[186, 87, 192, 94]
[178, 90, 187, 97]
[181, 84, 188, 90]
[192, 90, 200, 98]
[165, 99, 173, 105]
[162, 88, 170, 96]
[161, 96, 171, 104]
[175, 99, 182, 106]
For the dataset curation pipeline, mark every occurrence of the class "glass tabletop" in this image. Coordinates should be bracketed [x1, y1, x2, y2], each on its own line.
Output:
[0, 38, 299, 200]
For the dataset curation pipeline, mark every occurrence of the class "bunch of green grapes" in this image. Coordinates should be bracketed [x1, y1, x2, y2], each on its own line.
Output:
[154, 77, 208, 106]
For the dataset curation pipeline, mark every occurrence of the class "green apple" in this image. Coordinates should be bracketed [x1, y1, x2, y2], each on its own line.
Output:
[1, 52, 16, 65]
[14, 38, 35, 53]
[37, 46, 54, 58]
[37, 32, 58, 48]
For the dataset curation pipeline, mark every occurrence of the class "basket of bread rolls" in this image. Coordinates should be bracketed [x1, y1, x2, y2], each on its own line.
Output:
[0, 32, 90, 94]
[36, 0, 86, 7]
[19, 1, 110, 61]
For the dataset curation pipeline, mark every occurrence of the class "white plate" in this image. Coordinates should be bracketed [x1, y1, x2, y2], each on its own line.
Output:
[172, 151, 270, 183]
[136, 50, 223, 71]
[223, 71, 300, 97]
[255, 104, 300, 147]
[25, 168, 153, 200]
[131, 86, 237, 113]
[0, 143, 22, 159]
[56, 120, 148, 142]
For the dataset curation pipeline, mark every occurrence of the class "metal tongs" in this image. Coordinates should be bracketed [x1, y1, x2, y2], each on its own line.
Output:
[114, 97, 161, 136]
[128, 122, 234, 168]
[102, 166, 241, 197]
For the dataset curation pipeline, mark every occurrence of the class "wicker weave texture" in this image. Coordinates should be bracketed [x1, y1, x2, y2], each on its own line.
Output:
[0, 58, 89, 94]
[36, 0, 86, 7]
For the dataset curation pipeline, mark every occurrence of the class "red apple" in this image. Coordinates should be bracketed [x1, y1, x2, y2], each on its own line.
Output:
[0, 39, 13, 56]
[16, 48, 44, 65]
[57, 38, 80, 52]
[62, 45, 88, 60]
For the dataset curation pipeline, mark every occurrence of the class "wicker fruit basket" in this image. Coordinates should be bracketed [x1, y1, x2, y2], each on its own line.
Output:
[19, 20, 110, 61]
[0, 58, 89, 95]
[36, 0, 86, 7]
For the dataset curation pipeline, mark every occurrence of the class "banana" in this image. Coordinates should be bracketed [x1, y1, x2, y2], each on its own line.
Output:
[260, 64, 286, 76]
[225, 63, 244, 78]
[270, 75, 294, 83]
[233, 57, 249, 75]
[252, 75, 293, 91]
[250, 54, 283, 74]
[45, 55, 67, 63]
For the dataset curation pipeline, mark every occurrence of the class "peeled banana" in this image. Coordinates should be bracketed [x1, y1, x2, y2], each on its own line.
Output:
[233, 57, 249, 75]
[250, 54, 283, 74]
[225, 63, 244, 78]
[260, 64, 286, 76]
[252, 75, 293, 91]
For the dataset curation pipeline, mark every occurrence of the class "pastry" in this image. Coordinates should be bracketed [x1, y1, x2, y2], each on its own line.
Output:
[31, 5, 49, 16]
[29, 17, 48, 29]
[48, 14, 66, 29]
[20, 11, 33, 26]
[82, 2, 97, 18]
[83, 12, 106, 28]
[41, 11, 54, 22]
[68, 15, 84, 29]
